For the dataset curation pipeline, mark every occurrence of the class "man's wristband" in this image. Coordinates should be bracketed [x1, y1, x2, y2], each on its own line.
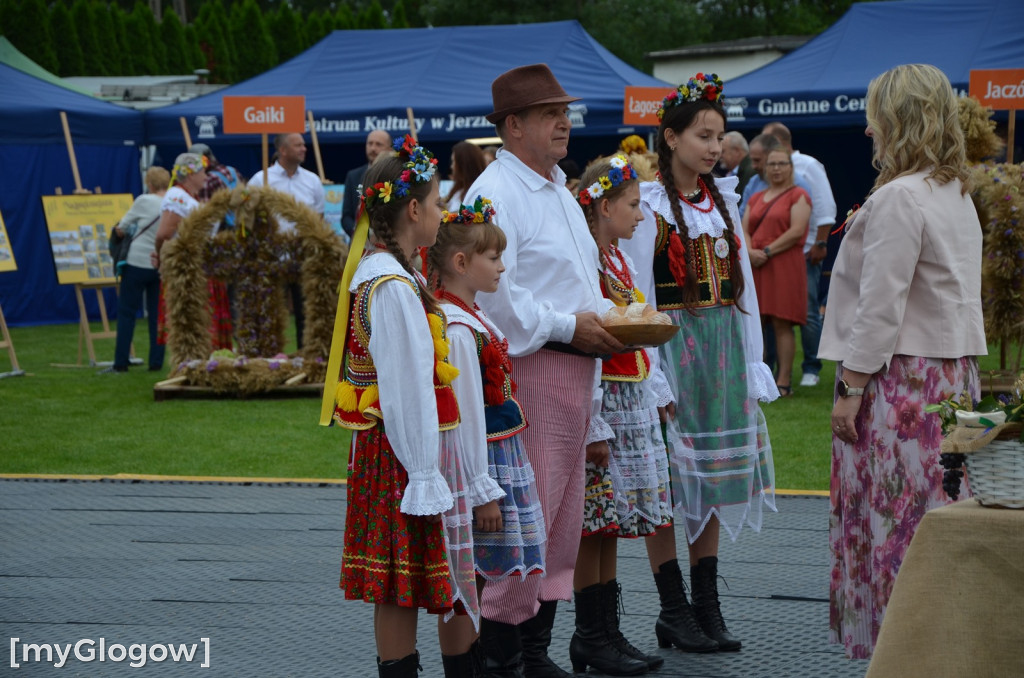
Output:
[814, 240, 828, 248]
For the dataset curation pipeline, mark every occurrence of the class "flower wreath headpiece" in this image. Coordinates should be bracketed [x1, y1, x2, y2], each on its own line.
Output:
[657, 72, 725, 121]
[441, 195, 496, 225]
[577, 154, 636, 206]
[170, 154, 209, 186]
[363, 134, 439, 209]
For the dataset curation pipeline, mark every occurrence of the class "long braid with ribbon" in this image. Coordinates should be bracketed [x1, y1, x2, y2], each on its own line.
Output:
[318, 135, 441, 426]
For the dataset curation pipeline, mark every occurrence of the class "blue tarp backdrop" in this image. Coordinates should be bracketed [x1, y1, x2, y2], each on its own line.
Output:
[145, 21, 670, 151]
[0, 63, 143, 327]
[725, 0, 1024, 130]
[723, 0, 1024, 243]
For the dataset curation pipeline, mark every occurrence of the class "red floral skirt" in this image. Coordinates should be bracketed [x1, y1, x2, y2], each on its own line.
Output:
[156, 279, 233, 349]
[207, 279, 233, 350]
[341, 426, 453, 611]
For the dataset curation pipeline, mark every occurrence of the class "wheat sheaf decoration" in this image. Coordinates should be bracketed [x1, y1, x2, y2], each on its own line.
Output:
[161, 185, 346, 393]
[958, 97, 1024, 361]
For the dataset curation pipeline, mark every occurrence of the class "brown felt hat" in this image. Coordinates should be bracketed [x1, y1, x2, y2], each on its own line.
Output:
[486, 64, 581, 124]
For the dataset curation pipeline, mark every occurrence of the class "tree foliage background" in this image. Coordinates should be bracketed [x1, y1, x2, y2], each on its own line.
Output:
[0, 0, 863, 82]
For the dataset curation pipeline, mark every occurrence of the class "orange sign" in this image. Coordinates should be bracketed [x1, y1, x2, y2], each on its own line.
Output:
[623, 86, 674, 126]
[969, 69, 1024, 109]
[222, 96, 306, 134]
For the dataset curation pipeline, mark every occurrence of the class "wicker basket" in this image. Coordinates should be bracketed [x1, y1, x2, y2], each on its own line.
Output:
[965, 439, 1024, 509]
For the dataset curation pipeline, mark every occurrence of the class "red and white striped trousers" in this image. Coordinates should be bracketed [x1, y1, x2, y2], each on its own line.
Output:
[480, 348, 595, 624]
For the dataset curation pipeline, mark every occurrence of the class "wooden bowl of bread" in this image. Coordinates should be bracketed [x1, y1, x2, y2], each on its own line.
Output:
[601, 303, 679, 347]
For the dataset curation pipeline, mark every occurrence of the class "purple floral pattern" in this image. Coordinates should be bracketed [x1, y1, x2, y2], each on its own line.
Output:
[829, 354, 978, 659]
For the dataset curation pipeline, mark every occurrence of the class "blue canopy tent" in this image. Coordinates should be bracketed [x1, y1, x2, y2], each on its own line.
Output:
[144, 21, 670, 179]
[0, 62, 144, 327]
[723, 0, 1024, 216]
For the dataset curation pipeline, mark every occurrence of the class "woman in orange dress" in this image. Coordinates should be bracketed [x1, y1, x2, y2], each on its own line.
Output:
[742, 148, 811, 395]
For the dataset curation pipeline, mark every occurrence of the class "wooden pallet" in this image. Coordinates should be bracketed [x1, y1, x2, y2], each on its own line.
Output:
[153, 375, 323, 402]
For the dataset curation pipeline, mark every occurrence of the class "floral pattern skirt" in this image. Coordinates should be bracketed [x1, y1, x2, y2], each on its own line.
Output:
[661, 304, 776, 543]
[341, 426, 453, 612]
[156, 278, 233, 350]
[829, 355, 979, 659]
[474, 434, 546, 580]
[582, 379, 672, 537]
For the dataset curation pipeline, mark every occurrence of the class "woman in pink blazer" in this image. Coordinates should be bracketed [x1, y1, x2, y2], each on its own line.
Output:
[818, 63, 987, 660]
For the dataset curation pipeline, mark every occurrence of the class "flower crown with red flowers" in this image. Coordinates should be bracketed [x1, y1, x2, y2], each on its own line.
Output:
[577, 154, 636, 206]
[363, 134, 439, 209]
[441, 195, 496, 225]
[657, 72, 725, 121]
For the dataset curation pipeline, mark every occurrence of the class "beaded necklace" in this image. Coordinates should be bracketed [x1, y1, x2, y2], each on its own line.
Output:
[678, 177, 715, 213]
[436, 289, 512, 373]
[600, 244, 636, 303]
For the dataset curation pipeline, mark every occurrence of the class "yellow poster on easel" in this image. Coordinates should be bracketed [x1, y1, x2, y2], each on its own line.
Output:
[0, 210, 16, 273]
[41, 194, 134, 285]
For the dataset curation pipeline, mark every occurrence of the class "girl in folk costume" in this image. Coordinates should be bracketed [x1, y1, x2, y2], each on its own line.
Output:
[569, 154, 673, 676]
[619, 74, 779, 653]
[319, 136, 474, 678]
[426, 196, 547, 678]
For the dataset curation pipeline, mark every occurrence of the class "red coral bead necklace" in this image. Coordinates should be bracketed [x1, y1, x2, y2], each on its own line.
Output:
[678, 177, 715, 213]
[436, 289, 511, 370]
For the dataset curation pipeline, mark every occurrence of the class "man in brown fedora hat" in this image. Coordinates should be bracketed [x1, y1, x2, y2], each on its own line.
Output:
[468, 63, 624, 677]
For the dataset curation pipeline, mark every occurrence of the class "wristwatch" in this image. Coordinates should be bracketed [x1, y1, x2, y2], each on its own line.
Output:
[837, 379, 865, 397]
[814, 240, 828, 248]
[763, 246, 773, 258]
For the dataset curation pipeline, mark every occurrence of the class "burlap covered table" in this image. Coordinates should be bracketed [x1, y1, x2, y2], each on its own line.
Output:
[866, 501, 1024, 677]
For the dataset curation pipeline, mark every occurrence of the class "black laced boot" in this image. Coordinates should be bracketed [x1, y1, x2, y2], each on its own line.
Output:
[442, 650, 475, 677]
[690, 556, 741, 652]
[518, 600, 570, 677]
[568, 583, 649, 675]
[475, 617, 526, 678]
[377, 651, 421, 677]
[605, 579, 664, 670]
[652, 559, 718, 653]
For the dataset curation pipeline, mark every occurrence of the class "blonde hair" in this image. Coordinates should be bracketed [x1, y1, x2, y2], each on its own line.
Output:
[866, 64, 970, 194]
[576, 155, 639, 244]
[145, 166, 170, 193]
[427, 217, 506, 292]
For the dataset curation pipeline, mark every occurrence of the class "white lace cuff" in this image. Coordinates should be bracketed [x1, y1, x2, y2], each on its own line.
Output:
[586, 414, 615, 445]
[467, 472, 506, 507]
[400, 469, 455, 516]
[748, 361, 781, 402]
[647, 370, 674, 408]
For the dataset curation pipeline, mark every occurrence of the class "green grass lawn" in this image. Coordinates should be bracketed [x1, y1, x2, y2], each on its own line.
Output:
[0, 321, 349, 481]
[0, 321, 1012, 491]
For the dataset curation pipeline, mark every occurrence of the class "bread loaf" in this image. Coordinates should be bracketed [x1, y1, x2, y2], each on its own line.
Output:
[602, 303, 672, 326]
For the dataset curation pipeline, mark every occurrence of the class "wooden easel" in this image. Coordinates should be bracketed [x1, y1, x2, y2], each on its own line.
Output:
[72, 281, 119, 367]
[0, 301, 24, 378]
[55, 110, 117, 366]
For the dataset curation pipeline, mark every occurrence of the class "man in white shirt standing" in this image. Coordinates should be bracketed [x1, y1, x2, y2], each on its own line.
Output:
[762, 122, 836, 387]
[467, 63, 623, 677]
[248, 133, 325, 349]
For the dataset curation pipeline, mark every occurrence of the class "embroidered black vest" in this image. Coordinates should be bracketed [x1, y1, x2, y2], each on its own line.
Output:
[652, 212, 736, 310]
